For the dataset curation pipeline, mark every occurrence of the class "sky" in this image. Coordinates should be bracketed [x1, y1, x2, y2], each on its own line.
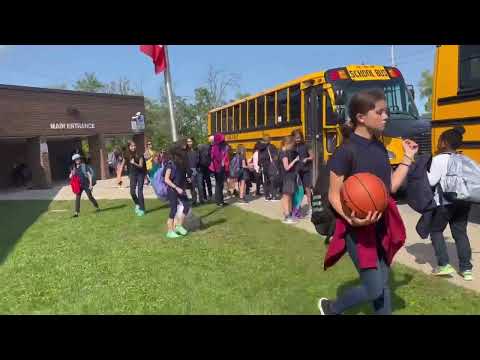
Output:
[0, 45, 435, 113]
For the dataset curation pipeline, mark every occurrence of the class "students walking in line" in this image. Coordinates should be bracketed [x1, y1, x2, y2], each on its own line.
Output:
[69, 153, 99, 217]
[126, 140, 147, 216]
[427, 126, 473, 281]
[186, 137, 205, 206]
[115, 147, 126, 187]
[209, 133, 230, 207]
[163, 142, 191, 239]
[318, 89, 418, 315]
[198, 136, 213, 202]
[279, 136, 300, 224]
[291, 129, 315, 217]
[258, 136, 280, 201]
[232, 145, 249, 204]
[144, 139, 156, 185]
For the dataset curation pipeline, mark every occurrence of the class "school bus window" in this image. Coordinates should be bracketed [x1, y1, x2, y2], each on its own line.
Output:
[216, 112, 221, 133]
[257, 96, 265, 128]
[325, 94, 339, 126]
[289, 85, 301, 124]
[234, 104, 240, 131]
[227, 107, 233, 132]
[459, 45, 480, 91]
[248, 100, 256, 129]
[266, 93, 275, 127]
[210, 112, 216, 133]
[241, 102, 247, 130]
[221, 109, 227, 132]
[277, 89, 287, 126]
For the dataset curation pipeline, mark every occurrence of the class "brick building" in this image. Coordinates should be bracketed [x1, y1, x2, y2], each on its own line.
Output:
[0, 84, 145, 189]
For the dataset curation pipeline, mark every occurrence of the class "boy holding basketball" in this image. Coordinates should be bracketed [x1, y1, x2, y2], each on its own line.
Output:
[318, 89, 418, 315]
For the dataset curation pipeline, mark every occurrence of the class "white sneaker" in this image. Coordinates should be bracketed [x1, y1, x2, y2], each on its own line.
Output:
[282, 216, 297, 224]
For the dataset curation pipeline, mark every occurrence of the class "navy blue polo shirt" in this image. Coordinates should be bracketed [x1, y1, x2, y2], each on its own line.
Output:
[328, 133, 391, 192]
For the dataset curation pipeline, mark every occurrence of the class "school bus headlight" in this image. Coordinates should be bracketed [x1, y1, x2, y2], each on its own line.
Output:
[387, 150, 396, 160]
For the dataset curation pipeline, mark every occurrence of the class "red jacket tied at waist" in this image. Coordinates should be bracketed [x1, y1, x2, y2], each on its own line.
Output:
[324, 197, 406, 270]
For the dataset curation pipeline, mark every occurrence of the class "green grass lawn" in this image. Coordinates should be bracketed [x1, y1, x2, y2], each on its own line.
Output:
[1, 199, 479, 314]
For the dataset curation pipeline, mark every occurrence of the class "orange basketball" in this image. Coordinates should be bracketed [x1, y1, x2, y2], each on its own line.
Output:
[340, 172, 389, 219]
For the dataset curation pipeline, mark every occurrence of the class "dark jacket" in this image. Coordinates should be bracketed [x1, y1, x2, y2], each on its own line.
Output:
[258, 143, 277, 168]
[198, 144, 211, 168]
[406, 154, 435, 214]
[186, 149, 200, 169]
[324, 197, 406, 270]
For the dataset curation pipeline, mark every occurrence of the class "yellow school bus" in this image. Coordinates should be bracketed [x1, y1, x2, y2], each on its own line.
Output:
[432, 45, 480, 163]
[208, 64, 430, 182]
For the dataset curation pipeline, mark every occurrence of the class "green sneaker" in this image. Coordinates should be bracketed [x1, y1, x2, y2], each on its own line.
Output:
[461, 270, 473, 281]
[166, 231, 182, 239]
[175, 225, 188, 236]
[432, 264, 455, 276]
[135, 205, 140, 214]
[136, 210, 145, 217]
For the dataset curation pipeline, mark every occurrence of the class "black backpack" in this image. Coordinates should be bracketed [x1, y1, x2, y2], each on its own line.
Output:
[199, 144, 211, 168]
[311, 142, 358, 241]
[405, 154, 437, 213]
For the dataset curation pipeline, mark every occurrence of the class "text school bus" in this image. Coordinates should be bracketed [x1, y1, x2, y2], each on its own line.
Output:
[432, 45, 480, 163]
[208, 65, 431, 183]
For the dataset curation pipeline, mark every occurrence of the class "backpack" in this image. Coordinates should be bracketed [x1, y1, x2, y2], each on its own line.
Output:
[441, 153, 480, 204]
[229, 154, 242, 178]
[405, 154, 437, 213]
[310, 142, 357, 239]
[80, 164, 96, 186]
[152, 162, 176, 200]
[70, 175, 81, 195]
[199, 144, 211, 168]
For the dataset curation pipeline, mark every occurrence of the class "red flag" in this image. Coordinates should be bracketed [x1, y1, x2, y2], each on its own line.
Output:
[140, 45, 167, 74]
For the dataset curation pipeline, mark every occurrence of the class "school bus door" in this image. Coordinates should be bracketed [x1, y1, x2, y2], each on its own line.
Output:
[303, 84, 324, 184]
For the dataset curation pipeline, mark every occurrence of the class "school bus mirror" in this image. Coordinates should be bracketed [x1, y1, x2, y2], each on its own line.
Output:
[335, 89, 346, 105]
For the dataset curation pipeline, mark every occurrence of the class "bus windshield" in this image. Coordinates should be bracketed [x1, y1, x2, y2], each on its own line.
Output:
[336, 78, 420, 120]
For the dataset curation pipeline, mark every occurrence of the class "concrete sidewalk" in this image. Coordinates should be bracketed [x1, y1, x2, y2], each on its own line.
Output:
[234, 197, 480, 293]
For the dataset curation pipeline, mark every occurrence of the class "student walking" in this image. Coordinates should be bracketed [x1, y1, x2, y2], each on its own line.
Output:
[126, 140, 147, 216]
[209, 133, 230, 207]
[318, 89, 418, 315]
[292, 129, 314, 216]
[115, 147, 126, 187]
[427, 126, 473, 281]
[232, 145, 249, 204]
[185, 137, 205, 206]
[258, 136, 280, 201]
[144, 139, 156, 185]
[198, 136, 213, 201]
[163, 142, 191, 239]
[69, 153, 99, 217]
[279, 136, 300, 224]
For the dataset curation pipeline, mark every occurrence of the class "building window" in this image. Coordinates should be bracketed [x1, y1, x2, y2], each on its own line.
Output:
[459, 45, 480, 91]
[277, 89, 287, 126]
[266, 93, 275, 127]
[221, 110, 227, 132]
[227, 107, 233, 133]
[289, 85, 301, 124]
[241, 102, 247, 130]
[234, 104, 240, 131]
[257, 96, 265, 128]
[248, 100, 256, 129]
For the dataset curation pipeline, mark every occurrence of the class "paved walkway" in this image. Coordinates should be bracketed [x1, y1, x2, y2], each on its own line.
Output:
[1, 178, 479, 293]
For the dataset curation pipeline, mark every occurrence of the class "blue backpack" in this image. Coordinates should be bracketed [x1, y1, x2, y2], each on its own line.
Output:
[152, 162, 175, 200]
[229, 154, 242, 178]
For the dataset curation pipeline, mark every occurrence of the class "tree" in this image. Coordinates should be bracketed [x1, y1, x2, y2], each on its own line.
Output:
[73, 72, 105, 93]
[419, 69, 433, 113]
[104, 77, 143, 96]
[206, 65, 240, 108]
[235, 92, 251, 100]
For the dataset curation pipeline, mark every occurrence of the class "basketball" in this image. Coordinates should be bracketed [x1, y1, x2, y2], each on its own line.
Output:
[340, 173, 389, 219]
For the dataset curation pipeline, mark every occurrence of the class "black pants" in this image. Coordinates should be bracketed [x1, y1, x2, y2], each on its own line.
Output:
[167, 188, 191, 219]
[254, 171, 262, 195]
[430, 203, 472, 272]
[200, 166, 213, 200]
[130, 173, 145, 211]
[189, 168, 205, 204]
[262, 168, 278, 199]
[214, 170, 225, 205]
[75, 187, 99, 213]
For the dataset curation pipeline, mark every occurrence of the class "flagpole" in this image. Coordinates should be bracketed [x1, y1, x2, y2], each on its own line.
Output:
[163, 45, 178, 142]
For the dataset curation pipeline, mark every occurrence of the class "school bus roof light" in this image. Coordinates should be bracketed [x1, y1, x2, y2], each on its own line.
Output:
[329, 69, 350, 81]
[387, 68, 402, 78]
